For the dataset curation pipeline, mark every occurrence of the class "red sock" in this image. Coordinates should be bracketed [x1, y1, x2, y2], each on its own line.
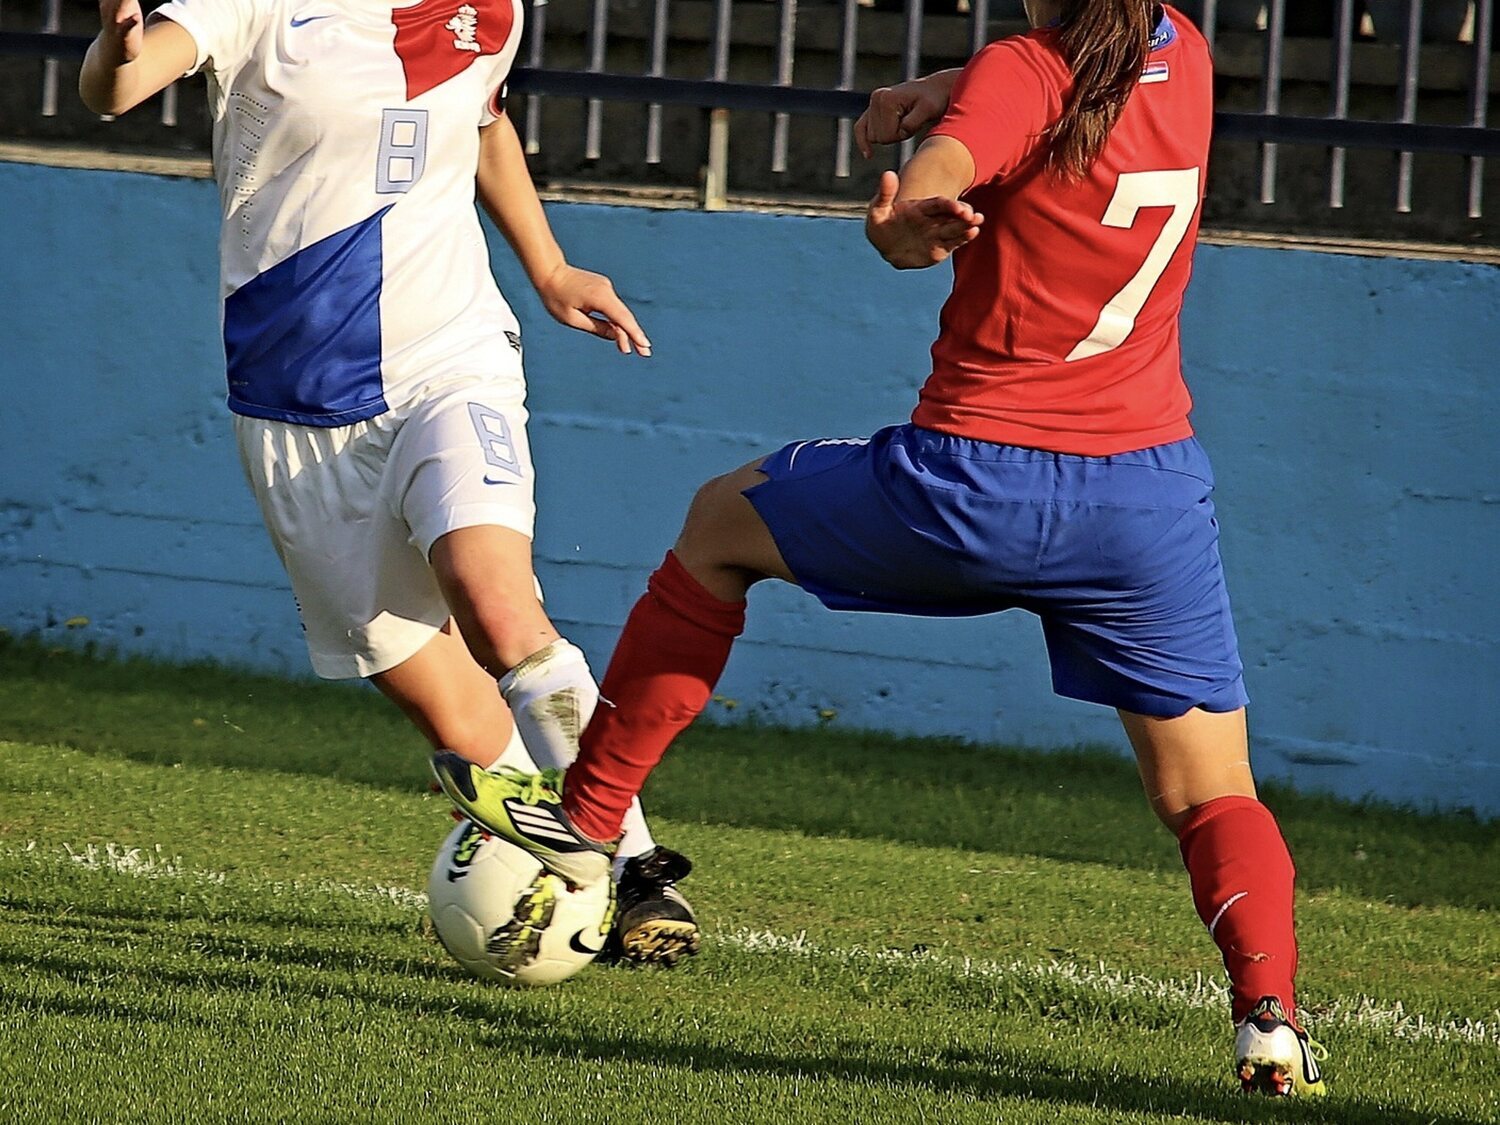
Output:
[1176, 795, 1299, 1025]
[564, 551, 745, 842]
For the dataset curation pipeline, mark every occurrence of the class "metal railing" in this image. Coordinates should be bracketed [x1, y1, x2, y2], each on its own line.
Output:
[3, 0, 1497, 219]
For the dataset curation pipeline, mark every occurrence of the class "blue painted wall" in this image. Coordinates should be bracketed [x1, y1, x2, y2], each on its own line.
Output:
[2, 159, 1496, 815]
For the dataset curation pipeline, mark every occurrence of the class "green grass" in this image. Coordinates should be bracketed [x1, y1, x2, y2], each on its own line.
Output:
[0, 637, 1495, 1124]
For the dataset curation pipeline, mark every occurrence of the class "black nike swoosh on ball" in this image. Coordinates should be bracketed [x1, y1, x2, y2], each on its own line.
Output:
[568, 929, 604, 956]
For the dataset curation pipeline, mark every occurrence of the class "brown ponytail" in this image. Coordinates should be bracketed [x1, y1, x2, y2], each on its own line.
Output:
[1047, 0, 1157, 179]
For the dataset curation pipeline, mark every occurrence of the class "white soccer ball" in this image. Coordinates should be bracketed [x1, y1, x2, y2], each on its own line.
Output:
[427, 819, 612, 987]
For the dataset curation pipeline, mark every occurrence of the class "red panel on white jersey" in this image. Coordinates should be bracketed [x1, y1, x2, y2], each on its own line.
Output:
[392, 0, 514, 101]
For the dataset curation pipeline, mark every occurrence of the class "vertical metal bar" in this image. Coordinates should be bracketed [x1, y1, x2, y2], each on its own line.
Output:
[771, 0, 797, 174]
[1467, 0, 1491, 218]
[161, 82, 179, 127]
[899, 0, 923, 165]
[712, 0, 732, 80]
[1328, 0, 1355, 207]
[968, 0, 990, 57]
[1199, 0, 1218, 54]
[833, 0, 859, 179]
[40, 0, 60, 118]
[584, 0, 609, 161]
[1395, 0, 1424, 213]
[1258, 0, 1285, 205]
[645, 0, 669, 165]
[524, 0, 547, 155]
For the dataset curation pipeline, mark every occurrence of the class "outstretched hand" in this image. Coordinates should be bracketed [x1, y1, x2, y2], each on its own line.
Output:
[864, 170, 983, 270]
[536, 263, 652, 356]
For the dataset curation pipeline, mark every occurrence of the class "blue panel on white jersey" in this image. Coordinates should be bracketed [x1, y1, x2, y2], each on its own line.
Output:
[224, 205, 395, 426]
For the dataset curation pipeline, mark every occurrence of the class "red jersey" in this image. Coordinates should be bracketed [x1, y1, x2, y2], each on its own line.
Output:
[918, 7, 1213, 456]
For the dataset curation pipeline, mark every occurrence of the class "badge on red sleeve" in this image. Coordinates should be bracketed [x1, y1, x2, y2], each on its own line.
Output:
[392, 0, 513, 101]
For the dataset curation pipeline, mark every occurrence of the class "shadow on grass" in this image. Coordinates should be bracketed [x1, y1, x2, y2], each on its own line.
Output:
[1, 636, 1494, 911]
[474, 1023, 1478, 1125]
[0, 894, 414, 938]
[0, 905, 449, 986]
[0, 914, 1481, 1125]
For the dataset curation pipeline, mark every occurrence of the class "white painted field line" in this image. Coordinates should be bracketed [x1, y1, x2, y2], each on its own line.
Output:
[44, 841, 426, 911]
[17, 840, 1500, 1049]
[713, 929, 1500, 1050]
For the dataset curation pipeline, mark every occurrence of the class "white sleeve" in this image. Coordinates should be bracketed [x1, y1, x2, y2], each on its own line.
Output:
[150, 0, 268, 77]
[477, 67, 509, 127]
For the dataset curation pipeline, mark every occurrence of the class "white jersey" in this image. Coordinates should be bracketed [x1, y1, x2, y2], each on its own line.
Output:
[155, 0, 526, 425]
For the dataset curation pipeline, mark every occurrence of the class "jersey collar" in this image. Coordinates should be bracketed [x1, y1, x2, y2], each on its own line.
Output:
[1149, 7, 1178, 51]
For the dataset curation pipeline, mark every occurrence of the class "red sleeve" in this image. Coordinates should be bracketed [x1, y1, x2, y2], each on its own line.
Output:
[927, 36, 1065, 188]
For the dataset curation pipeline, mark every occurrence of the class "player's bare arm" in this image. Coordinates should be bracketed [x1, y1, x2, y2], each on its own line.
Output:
[864, 135, 982, 270]
[79, 0, 195, 115]
[476, 115, 652, 357]
[854, 70, 962, 158]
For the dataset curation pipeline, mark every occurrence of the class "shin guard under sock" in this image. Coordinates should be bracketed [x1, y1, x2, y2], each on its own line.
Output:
[565, 552, 745, 842]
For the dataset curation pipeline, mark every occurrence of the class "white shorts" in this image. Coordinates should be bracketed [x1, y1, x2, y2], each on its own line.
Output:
[236, 375, 537, 679]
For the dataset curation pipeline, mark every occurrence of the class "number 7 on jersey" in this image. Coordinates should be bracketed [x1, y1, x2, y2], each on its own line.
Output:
[1066, 168, 1201, 362]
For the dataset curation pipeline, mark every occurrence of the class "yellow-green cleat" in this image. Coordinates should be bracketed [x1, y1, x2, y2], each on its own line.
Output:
[430, 752, 614, 889]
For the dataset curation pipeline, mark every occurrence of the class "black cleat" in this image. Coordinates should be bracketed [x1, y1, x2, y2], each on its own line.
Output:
[604, 846, 701, 967]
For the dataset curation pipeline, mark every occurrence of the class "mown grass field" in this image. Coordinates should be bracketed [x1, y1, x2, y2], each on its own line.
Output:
[0, 637, 1495, 1124]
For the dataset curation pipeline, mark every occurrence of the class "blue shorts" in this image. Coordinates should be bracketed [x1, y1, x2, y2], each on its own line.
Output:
[744, 424, 1248, 718]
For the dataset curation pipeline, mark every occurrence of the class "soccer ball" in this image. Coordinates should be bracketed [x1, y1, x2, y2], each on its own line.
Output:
[427, 819, 613, 987]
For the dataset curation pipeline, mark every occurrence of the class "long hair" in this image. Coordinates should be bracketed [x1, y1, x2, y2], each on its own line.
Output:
[1047, 0, 1157, 179]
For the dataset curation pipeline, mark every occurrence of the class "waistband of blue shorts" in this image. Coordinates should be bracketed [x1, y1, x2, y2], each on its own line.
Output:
[900, 425, 1196, 463]
[898, 426, 1212, 479]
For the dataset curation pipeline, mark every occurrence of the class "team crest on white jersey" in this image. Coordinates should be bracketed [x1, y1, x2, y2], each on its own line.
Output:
[446, 5, 482, 52]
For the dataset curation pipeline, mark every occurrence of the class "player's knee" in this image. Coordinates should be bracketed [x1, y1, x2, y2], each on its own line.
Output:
[676, 473, 743, 558]
[1150, 795, 1193, 834]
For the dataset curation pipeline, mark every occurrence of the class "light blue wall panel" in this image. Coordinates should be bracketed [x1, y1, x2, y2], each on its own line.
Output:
[1, 160, 1495, 814]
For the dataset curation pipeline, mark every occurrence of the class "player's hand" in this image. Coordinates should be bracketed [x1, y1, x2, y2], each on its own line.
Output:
[536, 264, 652, 356]
[855, 74, 955, 158]
[98, 0, 145, 61]
[864, 170, 982, 270]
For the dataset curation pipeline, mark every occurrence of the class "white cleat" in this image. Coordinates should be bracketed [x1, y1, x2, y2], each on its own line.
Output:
[1234, 995, 1328, 1097]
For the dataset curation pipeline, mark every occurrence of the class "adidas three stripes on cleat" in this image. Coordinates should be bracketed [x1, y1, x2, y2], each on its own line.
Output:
[430, 752, 614, 889]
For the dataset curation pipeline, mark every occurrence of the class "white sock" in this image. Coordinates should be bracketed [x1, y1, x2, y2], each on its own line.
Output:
[488, 718, 534, 773]
[498, 639, 657, 865]
[614, 801, 657, 879]
[497, 639, 597, 769]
